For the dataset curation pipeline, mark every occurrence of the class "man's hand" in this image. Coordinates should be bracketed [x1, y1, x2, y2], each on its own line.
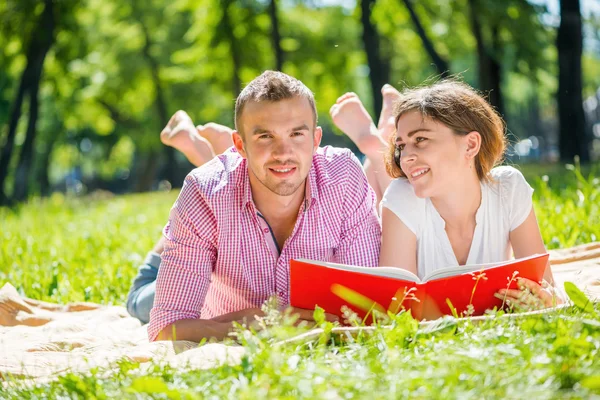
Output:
[210, 307, 265, 325]
[496, 278, 564, 311]
[284, 307, 339, 327]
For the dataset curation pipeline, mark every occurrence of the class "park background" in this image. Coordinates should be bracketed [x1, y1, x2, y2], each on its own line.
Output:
[1, 1, 600, 397]
[0, 0, 599, 205]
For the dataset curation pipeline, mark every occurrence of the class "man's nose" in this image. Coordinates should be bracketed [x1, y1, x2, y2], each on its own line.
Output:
[273, 138, 294, 158]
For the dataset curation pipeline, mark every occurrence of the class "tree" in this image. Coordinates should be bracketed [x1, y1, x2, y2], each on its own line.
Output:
[400, 0, 450, 78]
[269, 0, 284, 71]
[360, 0, 391, 119]
[131, 0, 176, 191]
[557, 0, 589, 162]
[0, 0, 56, 204]
[467, 0, 504, 116]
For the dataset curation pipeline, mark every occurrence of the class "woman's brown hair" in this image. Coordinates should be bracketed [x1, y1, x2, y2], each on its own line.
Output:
[384, 80, 507, 182]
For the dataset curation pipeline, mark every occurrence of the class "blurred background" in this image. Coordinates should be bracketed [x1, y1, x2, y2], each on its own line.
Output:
[0, 0, 599, 205]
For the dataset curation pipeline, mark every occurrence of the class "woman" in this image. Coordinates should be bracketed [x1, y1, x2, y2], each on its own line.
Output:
[379, 80, 562, 310]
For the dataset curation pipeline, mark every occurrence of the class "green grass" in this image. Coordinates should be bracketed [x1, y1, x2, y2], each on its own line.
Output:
[0, 164, 599, 398]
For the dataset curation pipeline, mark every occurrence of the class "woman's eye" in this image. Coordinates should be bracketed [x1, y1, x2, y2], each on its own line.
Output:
[415, 137, 427, 143]
[397, 144, 405, 151]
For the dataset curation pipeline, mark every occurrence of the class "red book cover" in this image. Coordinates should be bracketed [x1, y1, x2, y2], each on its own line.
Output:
[290, 253, 549, 321]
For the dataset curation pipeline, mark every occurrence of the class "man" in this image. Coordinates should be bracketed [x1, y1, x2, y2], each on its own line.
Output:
[146, 71, 381, 342]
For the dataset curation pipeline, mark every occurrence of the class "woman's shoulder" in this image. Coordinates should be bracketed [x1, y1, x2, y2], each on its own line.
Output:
[383, 178, 421, 202]
[487, 166, 531, 193]
[381, 178, 425, 234]
[489, 165, 526, 182]
[486, 165, 534, 229]
[381, 178, 426, 213]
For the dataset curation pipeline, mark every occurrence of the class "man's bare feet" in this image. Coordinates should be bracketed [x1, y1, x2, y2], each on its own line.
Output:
[160, 111, 216, 168]
[196, 123, 234, 155]
[378, 84, 401, 142]
[329, 93, 386, 157]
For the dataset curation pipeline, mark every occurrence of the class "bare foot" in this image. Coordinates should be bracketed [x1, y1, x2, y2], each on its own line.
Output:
[329, 93, 386, 157]
[196, 123, 234, 155]
[378, 84, 401, 142]
[160, 110, 216, 168]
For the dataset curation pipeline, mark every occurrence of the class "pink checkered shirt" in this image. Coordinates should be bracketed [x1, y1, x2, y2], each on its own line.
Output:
[148, 146, 381, 341]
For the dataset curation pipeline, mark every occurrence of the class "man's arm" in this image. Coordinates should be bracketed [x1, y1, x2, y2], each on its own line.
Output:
[334, 154, 381, 267]
[148, 174, 221, 342]
[156, 308, 264, 341]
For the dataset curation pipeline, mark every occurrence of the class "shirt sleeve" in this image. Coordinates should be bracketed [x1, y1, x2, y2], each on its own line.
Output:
[333, 153, 381, 267]
[147, 174, 218, 341]
[380, 178, 421, 236]
[501, 166, 534, 231]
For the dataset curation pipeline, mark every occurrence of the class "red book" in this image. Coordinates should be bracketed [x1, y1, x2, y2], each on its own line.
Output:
[290, 253, 549, 321]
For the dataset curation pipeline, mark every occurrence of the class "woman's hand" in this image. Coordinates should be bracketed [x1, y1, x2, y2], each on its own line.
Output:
[496, 278, 564, 311]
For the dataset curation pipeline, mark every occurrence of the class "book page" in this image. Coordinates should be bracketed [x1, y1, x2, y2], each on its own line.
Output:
[422, 254, 544, 282]
[294, 259, 422, 283]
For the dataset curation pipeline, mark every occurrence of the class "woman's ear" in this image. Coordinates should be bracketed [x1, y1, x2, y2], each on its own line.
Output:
[464, 131, 482, 160]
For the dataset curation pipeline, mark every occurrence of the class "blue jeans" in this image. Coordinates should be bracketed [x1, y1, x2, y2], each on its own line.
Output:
[126, 252, 160, 324]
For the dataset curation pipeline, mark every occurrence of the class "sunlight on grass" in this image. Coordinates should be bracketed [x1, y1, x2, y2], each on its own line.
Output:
[0, 164, 599, 398]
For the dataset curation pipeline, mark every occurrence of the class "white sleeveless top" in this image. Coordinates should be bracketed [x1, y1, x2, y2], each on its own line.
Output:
[381, 166, 534, 279]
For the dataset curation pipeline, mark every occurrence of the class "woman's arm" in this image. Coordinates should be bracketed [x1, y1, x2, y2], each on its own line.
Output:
[502, 208, 563, 308]
[379, 207, 418, 274]
[509, 208, 555, 284]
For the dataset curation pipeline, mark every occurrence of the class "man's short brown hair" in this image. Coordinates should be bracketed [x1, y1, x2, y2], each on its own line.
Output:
[234, 71, 317, 136]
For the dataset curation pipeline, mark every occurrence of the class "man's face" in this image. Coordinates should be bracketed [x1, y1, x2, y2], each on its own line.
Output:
[233, 97, 322, 197]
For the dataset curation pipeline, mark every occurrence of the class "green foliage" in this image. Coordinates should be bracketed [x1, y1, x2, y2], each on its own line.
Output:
[4, 306, 600, 397]
[0, 164, 599, 397]
[527, 162, 600, 248]
[0, 190, 177, 303]
[1, 0, 600, 198]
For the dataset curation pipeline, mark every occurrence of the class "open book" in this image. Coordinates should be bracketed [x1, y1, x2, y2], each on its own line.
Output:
[290, 253, 549, 321]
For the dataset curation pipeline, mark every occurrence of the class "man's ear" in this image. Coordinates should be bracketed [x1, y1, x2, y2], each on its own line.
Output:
[464, 131, 481, 160]
[232, 131, 246, 158]
[313, 126, 323, 152]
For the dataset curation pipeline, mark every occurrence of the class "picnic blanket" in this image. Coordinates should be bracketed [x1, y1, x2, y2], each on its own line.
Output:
[1, 242, 599, 385]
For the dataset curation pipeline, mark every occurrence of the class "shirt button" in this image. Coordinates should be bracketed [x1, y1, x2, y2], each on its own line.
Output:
[278, 291, 284, 297]
[264, 228, 269, 233]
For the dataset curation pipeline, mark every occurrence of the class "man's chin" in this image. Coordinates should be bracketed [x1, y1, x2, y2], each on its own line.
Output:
[269, 182, 303, 197]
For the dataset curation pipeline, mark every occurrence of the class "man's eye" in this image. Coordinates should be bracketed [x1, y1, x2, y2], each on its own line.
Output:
[292, 131, 304, 137]
[259, 135, 271, 139]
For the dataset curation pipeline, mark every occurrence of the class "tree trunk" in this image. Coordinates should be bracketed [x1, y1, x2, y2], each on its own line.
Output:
[138, 16, 177, 187]
[360, 0, 390, 120]
[0, 66, 29, 205]
[557, 0, 589, 162]
[468, 0, 504, 116]
[268, 0, 284, 71]
[134, 149, 160, 192]
[400, 0, 450, 78]
[37, 132, 58, 197]
[8, 0, 56, 203]
[222, 0, 242, 96]
[12, 71, 42, 202]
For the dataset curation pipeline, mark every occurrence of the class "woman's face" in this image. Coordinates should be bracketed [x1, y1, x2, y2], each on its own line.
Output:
[395, 111, 473, 198]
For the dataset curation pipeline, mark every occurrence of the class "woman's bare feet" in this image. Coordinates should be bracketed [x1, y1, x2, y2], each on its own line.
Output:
[196, 123, 234, 155]
[160, 111, 216, 168]
[329, 93, 386, 157]
[378, 84, 401, 142]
